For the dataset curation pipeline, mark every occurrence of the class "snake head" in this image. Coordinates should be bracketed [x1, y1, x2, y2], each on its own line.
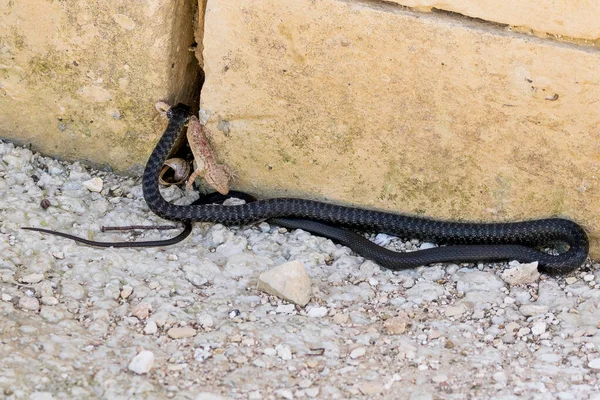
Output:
[166, 103, 192, 123]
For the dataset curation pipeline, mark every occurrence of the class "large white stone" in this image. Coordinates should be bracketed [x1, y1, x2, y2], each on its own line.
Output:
[257, 260, 312, 306]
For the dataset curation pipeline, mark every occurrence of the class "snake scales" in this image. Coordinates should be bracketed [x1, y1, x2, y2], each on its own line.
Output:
[137, 103, 588, 274]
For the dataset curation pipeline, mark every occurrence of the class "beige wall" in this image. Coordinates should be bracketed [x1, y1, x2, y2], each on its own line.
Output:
[200, 0, 600, 257]
[0, 0, 201, 173]
[1, 0, 598, 257]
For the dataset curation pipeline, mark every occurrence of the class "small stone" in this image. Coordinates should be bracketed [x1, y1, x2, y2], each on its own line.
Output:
[501, 261, 540, 285]
[1, 294, 11, 302]
[333, 313, 348, 324]
[257, 260, 312, 306]
[432, 374, 448, 383]
[357, 382, 384, 395]
[305, 387, 319, 398]
[144, 320, 158, 335]
[428, 330, 441, 340]
[517, 327, 531, 337]
[131, 302, 152, 319]
[519, 304, 549, 317]
[40, 296, 59, 306]
[493, 371, 507, 383]
[505, 322, 520, 332]
[276, 304, 296, 314]
[444, 305, 465, 318]
[565, 277, 578, 285]
[384, 313, 409, 335]
[233, 356, 248, 364]
[19, 296, 40, 311]
[503, 296, 516, 304]
[402, 278, 415, 288]
[350, 347, 366, 359]
[20, 273, 44, 284]
[82, 177, 103, 192]
[120, 285, 133, 299]
[197, 313, 215, 328]
[276, 344, 292, 360]
[584, 274, 595, 282]
[588, 358, 600, 370]
[274, 389, 293, 400]
[168, 327, 197, 339]
[307, 306, 328, 318]
[29, 393, 55, 400]
[298, 379, 313, 388]
[531, 322, 547, 336]
[263, 348, 277, 356]
[52, 252, 64, 260]
[128, 350, 154, 374]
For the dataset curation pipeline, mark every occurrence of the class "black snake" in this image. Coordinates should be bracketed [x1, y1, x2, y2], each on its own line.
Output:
[24, 103, 589, 273]
[141, 103, 588, 274]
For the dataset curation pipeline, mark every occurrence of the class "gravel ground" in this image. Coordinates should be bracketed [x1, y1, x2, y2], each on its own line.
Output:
[1, 139, 599, 400]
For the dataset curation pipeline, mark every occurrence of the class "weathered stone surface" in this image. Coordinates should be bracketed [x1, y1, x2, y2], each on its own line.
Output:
[0, 0, 201, 173]
[390, 0, 600, 41]
[201, 0, 599, 257]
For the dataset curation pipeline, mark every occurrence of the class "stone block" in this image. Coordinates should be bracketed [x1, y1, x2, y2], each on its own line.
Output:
[0, 0, 201, 173]
[201, 0, 600, 257]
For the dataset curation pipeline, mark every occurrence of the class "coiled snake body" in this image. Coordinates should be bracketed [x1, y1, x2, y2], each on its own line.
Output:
[142, 103, 589, 274]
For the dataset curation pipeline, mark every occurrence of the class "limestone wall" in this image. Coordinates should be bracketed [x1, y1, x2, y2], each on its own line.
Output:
[199, 0, 600, 257]
[0, 0, 201, 173]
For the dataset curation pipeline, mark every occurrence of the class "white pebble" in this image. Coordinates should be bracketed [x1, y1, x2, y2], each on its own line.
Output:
[276, 344, 292, 360]
[257, 260, 312, 306]
[197, 313, 215, 328]
[120, 285, 133, 299]
[263, 348, 277, 356]
[531, 322, 547, 336]
[583, 274, 595, 282]
[402, 278, 415, 289]
[20, 273, 44, 284]
[82, 177, 103, 192]
[493, 371, 507, 383]
[350, 347, 366, 359]
[40, 296, 59, 306]
[307, 306, 328, 318]
[19, 296, 40, 311]
[588, 358, 600, 370]
[501, 261, 540, 285]
[144, 321, 158, 335]
[128, 350, 154, 374]
[276, 304, 296, 314]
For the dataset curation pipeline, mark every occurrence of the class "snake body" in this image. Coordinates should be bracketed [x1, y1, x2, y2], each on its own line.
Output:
[142, 103, 589, 273]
